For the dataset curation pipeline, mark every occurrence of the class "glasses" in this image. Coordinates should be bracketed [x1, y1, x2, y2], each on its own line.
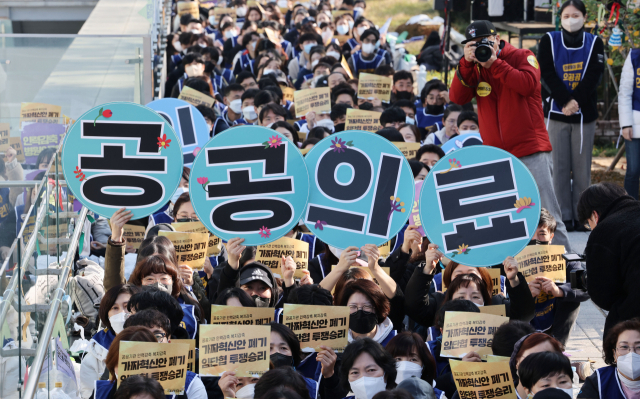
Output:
[348, 304, 374, 314]
[154, 332, 167, 342]
[176, 218, 198, 223]
[616, 345, 640, 355]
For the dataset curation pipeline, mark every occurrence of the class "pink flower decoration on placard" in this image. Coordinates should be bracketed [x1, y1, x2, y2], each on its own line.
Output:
[259, 226, 271, 238]
[441, 158, 462, 174]
[262, 135, 283, 148]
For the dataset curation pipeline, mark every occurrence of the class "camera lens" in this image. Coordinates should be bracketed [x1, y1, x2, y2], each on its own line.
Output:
[475, 45, 492, 63]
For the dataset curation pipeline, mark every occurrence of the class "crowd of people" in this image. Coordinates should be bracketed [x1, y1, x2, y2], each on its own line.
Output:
[14, 0, 640, 398]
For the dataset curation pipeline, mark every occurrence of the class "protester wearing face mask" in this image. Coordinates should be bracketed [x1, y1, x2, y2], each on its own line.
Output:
[344, 16, 371, 55]
[379, 107, 406, 130]
[295, 45, 326, 89]
[578, 318, 640, 398]
[172, 54, 206, 96]
[416, 80, 449, 134]
[145, 167, 189, 229]
[232, 31, 260, 76]
[519, 352, 575, 399]
[339, 338, 397, 399]
[302, 111, 335, 134]
[456, 110, 480, 135]
[235, 0, 249, 28]
[385, 333, 439, 393]
[288, 33, 322, 87]
[259, 103, 287, 127]
[335, 16, 352, 40]
[510, 333, 565, 399]
[537, 0, 604, 232]
[391, 71, 415, 102]
[348, 28, 385, 77]
[78, 284, 140, 398]
[232, 88, 259, 125]
[218, 373, 260, 399]
[424, 104, 462, 145]
[222, 83, 246, 125]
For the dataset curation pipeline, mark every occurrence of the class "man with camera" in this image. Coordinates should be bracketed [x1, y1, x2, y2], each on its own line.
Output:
[450, 20, 572, 252]
[578, 182, 640, 336]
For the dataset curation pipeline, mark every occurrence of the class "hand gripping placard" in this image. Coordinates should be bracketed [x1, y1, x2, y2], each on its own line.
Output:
[189, 126, 309, 245]
[304, 131, 414, 249]
[61, 102, 184, 219]
[419, 146, 541, 267]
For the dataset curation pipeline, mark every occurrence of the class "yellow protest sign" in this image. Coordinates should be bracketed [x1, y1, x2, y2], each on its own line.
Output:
[199, 325, 270, 377]
[378, 240, 391, 259]
[264, 27, 280, 45]
[487, 268, 505, 296]
[9, 137, 26, 163]
[393, 142, 421, 159]
[256, 236, 309, 278]
[481, 354, 511, 362]
[331, 9, 353, 19]
[479, 305, 506, 317]
[515, 245, 567, 283]
[344, 109, 381, 132]
[122, 224, 146, 250]
[118, 341, 189, 394]
[283, 304, 350, 352]
[177, 1, 199, 18]
[210, 305, 273, 325]
[293, 87, 331, 118]
[341, 56, 354, 79]
[159, 231, 209, 268]
[178, 86, 215, 108]
[282, 87, 295, 103]
[171, 339, 196, 372]
[441, 312, 508, 357]
[357, 73, 392, 103]
[450, 359, 517, 399]
[334, 35, 351, 46]
[20, 103, 61, 127]
[172, 221, 223, 256]
[212, 7, 237, 15]
[0, 124, 9, 150]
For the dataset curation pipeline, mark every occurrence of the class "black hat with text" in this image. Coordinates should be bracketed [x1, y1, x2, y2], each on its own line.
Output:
[461, 20, 497, 44]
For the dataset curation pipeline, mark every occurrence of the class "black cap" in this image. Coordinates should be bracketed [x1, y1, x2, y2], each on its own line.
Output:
[239, 265, 273, 289]
[461, 20, 497, 44]
[533, 388, 572, 399]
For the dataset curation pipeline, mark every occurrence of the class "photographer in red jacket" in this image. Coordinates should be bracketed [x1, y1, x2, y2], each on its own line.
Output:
[450, 20, 572, 252]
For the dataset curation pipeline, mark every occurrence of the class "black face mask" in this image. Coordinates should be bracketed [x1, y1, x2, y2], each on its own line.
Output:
[395, 91, 415, 101]
[270, 352, 294, 368]
[426, 103, 445, 115]
[349, 310, 378, 334]
[252, 295, 270, 308]
[528, 239, 550, 246]
[334, 122, 346, 133]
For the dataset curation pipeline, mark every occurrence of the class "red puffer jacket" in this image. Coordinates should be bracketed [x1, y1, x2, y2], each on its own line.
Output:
[450, 41, 552, 158]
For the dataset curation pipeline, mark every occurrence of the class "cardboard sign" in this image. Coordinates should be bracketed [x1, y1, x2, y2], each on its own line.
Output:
[210, 305, 273, 325]
[159, 231, 209, 268]
[408, 180, 426, 236]
[293, 87, 331, 118]
[487, 268, 505, 297]
[118, 341, 189, 394]
[178, 86, 216, 108]
[515, 245, 567, 283]
[177, 1, 199, 18]
[420, 146, 541, 267]
[21, 123, 65, 164]
[61, 102, 183, 220]
[482, 354, 511, 362]
[335, 35, 351, 46]
[9, 137, 25, 163]
[331, 10, 353, 19]
[171, 339, 196, 372]
[0, 124, 9, 150]
[479, 305, 507, 317]
[283, 304, 349, 352]
[123, 224, 146, 249]
[441, 132, 483, 154]
[256, 236, 309, 278]
[450, 359, 517, 399]
[357, 73, 392, 103]
[344, 109, 381, 132]
[341, 56, 354, 79]
[212, 7, 236, 15]
[147, 98, 211, 167]
[282, 87, 295, 103]
[304, 131, 414, 248]
[378, 240, 391, 259]
[393, 142, 421, 160]
[199, 325, 270, 377]
[190, 126, 309, 246]
[264, 27, 280, 45]
[441, 312, 509, 358]
[20, 102, 61, 128]
[172, 221, 223, 256]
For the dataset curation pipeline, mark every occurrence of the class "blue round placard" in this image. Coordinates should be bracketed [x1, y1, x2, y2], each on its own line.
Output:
[303, 131, 414, 249]
[189, 126, 309, 245]
[420, 145, 541, 267]
[440, 132, 483, 154]
[146, 98, 210, 166]
[61, 102, 183, 219]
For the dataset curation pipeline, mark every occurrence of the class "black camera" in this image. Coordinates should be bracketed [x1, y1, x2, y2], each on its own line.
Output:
[472, 38, 495, 63]
[563, 253, 587, 290]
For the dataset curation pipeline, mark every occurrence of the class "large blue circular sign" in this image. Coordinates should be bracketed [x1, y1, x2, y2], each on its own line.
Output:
[189, 126, 309, 246]
[420, 145, 541, 267]
[303, 131, 414, 249]
[61, 102, 183, 219]
[146, 98, 211, 166]
[440, 132, 483, 154]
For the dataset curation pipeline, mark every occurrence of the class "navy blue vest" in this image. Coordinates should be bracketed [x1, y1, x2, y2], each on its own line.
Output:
[351, 52, 384, 76]
[416, 107, 444, 131]
[590, 366, 626, 399]
[630, 49, 640, 112]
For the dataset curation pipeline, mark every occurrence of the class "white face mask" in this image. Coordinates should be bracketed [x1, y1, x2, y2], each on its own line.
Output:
[460, 129, 480, 135]
[311, 59, 319, 68]
[362, 43, 375, 54]
[317, 118, 335, 131]
[229, 99, 243, 114]
[354, 6, 364, 14]
[277, 0, 288, 7]
[235, 383, 256, 399]
[474, 302, 484, 307]
[109, 312, 129, 334]
[618, 352, 640, 381]
[321, 30, 333, 42]
[209, 16, 217, 26]
[357, 26, 367, 37]
[348, 20, 355, 30]
[218, 55, 224, 65]
[327, 50, 341, 60]
[185, 64, 204, 77]
[337, 25, 349, 35]
[329, 245, 342, 258]
[265, 122, 275, 128]
[395, 361, 423, 384]
[191, 29, 202, 34]
[556, 387, 573, 397]
[561, 16, 584, 33]
[225, 30, 237, 39]
[243, 106, 258, 121]
[263, 68, 276, 76]
[174, 42, 183, 52]
[237, 6, 247, 17]
[171, 187, 188, 204]
[349, 375, 387, 399]
[198, 42, 208, 48]
[405, 116, 415, 125]
[250, 41, 257, 51]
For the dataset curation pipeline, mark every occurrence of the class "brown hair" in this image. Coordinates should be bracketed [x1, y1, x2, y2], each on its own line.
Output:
[538, 208, 557, 234]
[99, 284, 141, 332]
[515, 332, 564, 367]
[443, 274, 492, 306]
[128, 254, 182, 297]
[172, 192, 192, 219]
[339, 279, 390, 324]
[105, 326, 157, 381]
[385, 331, 437, 383]
[333, 267, 372, 306]
[442, 261, 494, 295]
[603, 318, 640, 365]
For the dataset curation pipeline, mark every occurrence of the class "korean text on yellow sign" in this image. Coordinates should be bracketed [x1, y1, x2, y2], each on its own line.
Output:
[256, 236, 309, 278]
[293, 87, 331, 117]
[357, 73, 392, 103]
[123, 224, 146, 250]
[515, 245, 566, 283]
[441, 312, 509, 357]
[450, 359, 517, 399]
[199, 325, 270, 377]
[178, 86, 215, 108]
[172, 220, 223, 256]
[393, 142, 421, 160]
[344, 109, 381, 132]
[171, 339, 196, 372]
[283, 304, 349, 352]
[210, 305, 273, 326]
[159, 231, 209, 268]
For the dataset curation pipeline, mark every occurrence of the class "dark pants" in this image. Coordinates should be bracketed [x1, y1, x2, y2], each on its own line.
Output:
[550, 300, 581, 346]
[625, 138, 640, 200]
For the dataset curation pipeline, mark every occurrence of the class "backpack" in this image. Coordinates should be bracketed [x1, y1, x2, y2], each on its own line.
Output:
[70, 260, 104, 319]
